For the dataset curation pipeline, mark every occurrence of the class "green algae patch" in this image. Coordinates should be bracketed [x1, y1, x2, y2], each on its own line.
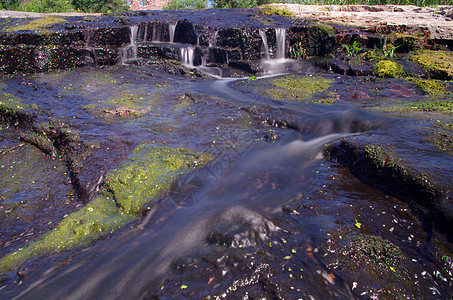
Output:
[381, 100, 453, 114]
[411, 101, 453, 113]
[406, 78, 451, 96]
[306, 23, 335, 56]
[410, 50, 453, 80]
[5, 17, 67, 32]
[344, 233, 405, 272]
[104, 144, 214, 215]
[310, 92, 339, 104]
[259, 5, 293, 17]
[427, 122, 453, 154]
[0, 92, 37, 128]
[0, 194, 130, 274]
[373, 60, 404, 78]
[0, 144, 214, 273]
[265, 75, 334, 102]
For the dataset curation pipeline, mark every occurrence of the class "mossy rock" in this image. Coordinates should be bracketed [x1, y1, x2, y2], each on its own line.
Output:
[0, 144, 214, 273]
[265, 75, 334, 101]
[104, 144, 214, 215]
[4, 17, 67, 32]
[343, 233, 405, 271]
[306, 23, 335, 56]
[259, 5, 293, 17]
[373, 60, 404, 78]
[427, 122, 453, 154]
[409, 50, 453, 80]
[0, 92, 36, 128]
[406, 78, 451, 96]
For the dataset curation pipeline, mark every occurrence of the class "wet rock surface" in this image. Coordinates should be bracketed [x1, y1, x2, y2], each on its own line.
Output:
[0, 6, 452, 299]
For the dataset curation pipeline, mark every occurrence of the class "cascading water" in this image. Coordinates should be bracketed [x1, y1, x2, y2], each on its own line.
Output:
[259, 29, 270, 60]
[180, 46, 195, 66]
[275, 28, 286, 59]
[169, 22, 176, 43]
[122, 25, 139, 62]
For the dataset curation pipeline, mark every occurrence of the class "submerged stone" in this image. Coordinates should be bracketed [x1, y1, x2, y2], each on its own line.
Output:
[0, 144, 214, 273]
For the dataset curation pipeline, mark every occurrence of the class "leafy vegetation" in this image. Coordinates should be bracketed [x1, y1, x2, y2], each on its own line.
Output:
[1, 0, 126, 12]
[72, 0, 127, 13]
[344, 40, 363, 57]
[163, 0, 206, 10]
[213, 0, 272, 9]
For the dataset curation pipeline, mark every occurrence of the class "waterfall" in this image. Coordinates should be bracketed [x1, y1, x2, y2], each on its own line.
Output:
[169, 22, 176, 43]
[180, 46, 195, 66]
[122, 25, 139, 62]
[141, 23, 148, 42]
[209, 31, 218, 48]
[130, 25, 138, 47]
[275, 28, 286, 59]
[259, 29, 270, 60]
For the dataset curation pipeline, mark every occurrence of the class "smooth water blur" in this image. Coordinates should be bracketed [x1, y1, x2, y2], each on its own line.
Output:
[1, 64, 452, 299]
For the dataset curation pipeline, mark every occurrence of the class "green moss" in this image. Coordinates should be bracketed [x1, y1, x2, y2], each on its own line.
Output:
[311, 92, 339, 104]
[406, 77, 451, 95]
[306, 23, 335, 56]
[174, 92, 195, 110]
[427, 122, 453, 153]
[373, 60, 404, 78]
[0, 92, 35, 128]
[413, 101, 453, 113]
[4, 17, 67, 32]
[345, 234, 405, 271]
[382, 100, 453, 114]
[265, 75, 334, 101]
[364, 144, 404, 171]
[104, 144, 214, 215]
[0, 144, 214, 273]
[410, 50, 453, 80]
[259, 5, 293, 17]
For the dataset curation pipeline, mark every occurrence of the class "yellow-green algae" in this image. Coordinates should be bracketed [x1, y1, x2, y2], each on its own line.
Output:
[4, 17, 67, 32]
[406, 78, 451, 96]
[428, 122, 453, 154]
[373, 60, 404, 78]
[381, 100, 453, 114]
[0, 144, 214, 273]
[265, 75, 334, 101]
[410, 50, 453, 80]
[0, 92, 37, 129]
[259, 5, 293, 17]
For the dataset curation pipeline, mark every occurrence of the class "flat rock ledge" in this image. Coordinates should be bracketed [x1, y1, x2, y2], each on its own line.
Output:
[270, 4, 453, 40]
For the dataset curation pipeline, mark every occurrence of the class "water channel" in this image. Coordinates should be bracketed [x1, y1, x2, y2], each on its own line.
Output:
[0, 16, 452, 299]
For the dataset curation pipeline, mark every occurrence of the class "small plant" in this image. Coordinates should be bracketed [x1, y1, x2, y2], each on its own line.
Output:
[383, 43, 400, 58]
[248, 76, 258, 81]
[290, 37, 308, 60]
[344, 40, 362, 57]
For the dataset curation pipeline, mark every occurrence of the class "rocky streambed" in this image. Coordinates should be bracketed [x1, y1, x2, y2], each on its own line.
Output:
[0, 5, 452, 299]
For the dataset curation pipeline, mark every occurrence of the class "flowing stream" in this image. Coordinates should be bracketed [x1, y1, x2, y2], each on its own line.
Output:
[0, 21, 452, 299]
